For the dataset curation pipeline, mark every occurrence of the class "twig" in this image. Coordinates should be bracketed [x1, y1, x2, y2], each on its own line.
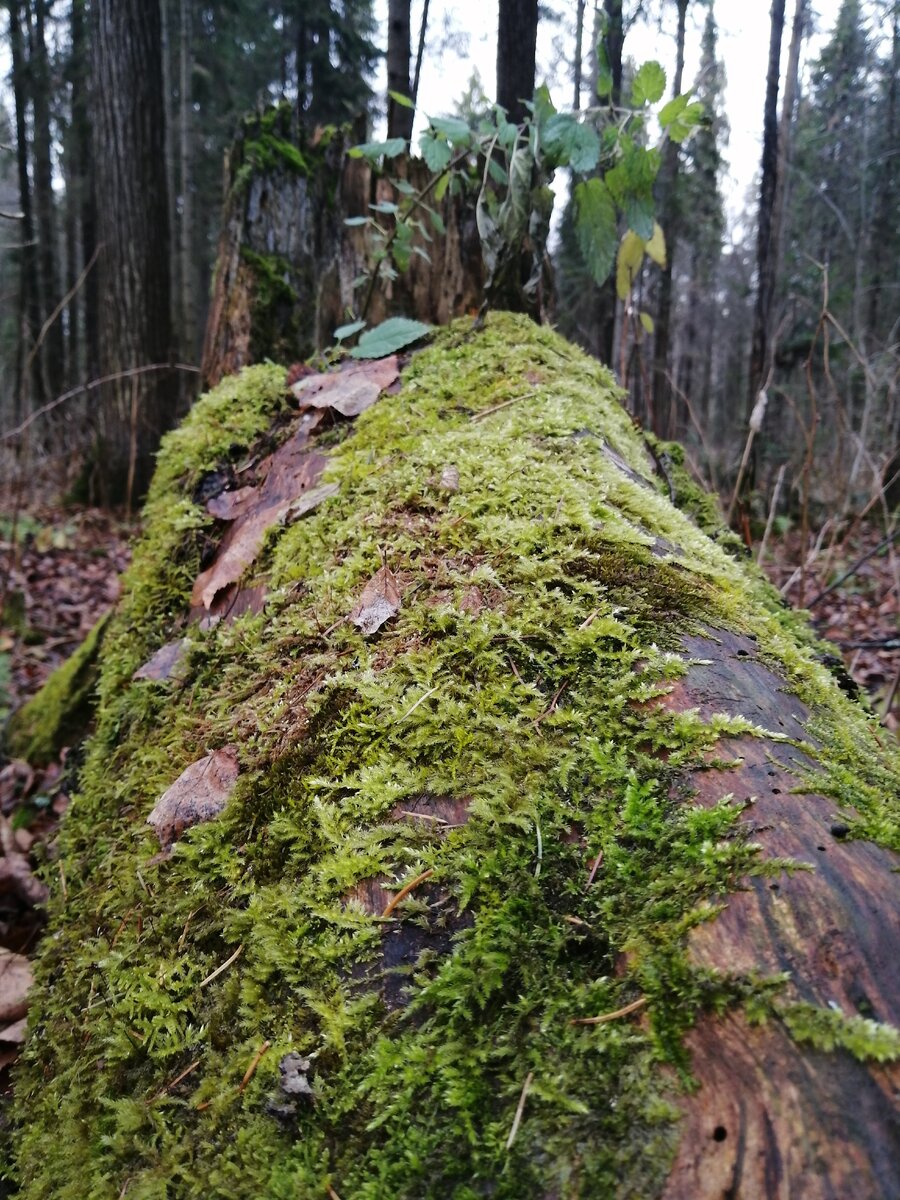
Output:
[578, 609, 599, 630]
[199, 943, 244, 988]
[398, 685, 437, 722]
[882, 662, 900, 723]
[533, 679, 569, 728]
[24, 243, 101, 379]
[238, 1040, 271, 1092]
[381, 868, 434, 917]
[534, 822, 543, 879]
[806, 529, 899, 608]
[570, 995, 648, 1026]
[505, 1071, 533, 1150]
[757, 462, 787, 565]
[1, 362, 201, 443]
[399, 810, 448, 823]
[585, 849, 604, 888]
[152, 1058, 201, 1102]
[471, 392, 534, 422]
[327, 1187, 343, 1200]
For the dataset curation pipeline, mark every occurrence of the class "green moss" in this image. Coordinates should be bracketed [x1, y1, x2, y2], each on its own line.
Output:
[239, 247, 310, 364]
[8, 315, 899, 1198]
[779, 1002, 900, 1063]
[4, 613, 109, 765]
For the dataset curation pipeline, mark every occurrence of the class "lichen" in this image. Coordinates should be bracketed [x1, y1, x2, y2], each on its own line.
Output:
[7, 314, 899, 1198]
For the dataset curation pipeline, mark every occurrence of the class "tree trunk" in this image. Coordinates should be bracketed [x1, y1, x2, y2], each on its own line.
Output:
[30, 0, 64, 399]
[91, 0, 175, 505]
[7, 0, 41, 416]
[496, 0, 539, 124]
[8, 312, 899, 1199]
[651, 0, 689, 437]
[179, 0, 196, 358]
[201, 104, 483, 388]
[747, 0, 787, 420]
[593, 0, 624, 366]
[386, 0, 414, 141]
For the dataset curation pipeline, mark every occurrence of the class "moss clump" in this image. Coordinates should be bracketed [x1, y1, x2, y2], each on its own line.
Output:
[8, 315, 899, 1198]
[779, 1002, 900, 1063]
[4, 613, 109, 765]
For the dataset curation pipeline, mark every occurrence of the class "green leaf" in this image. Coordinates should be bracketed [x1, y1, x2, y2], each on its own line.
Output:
[350, 317, 433, 359]
[350, 138, 407, 161]
[639, 311, 654, 334]
[667, 100, 704, 144]
[389, 90, 415, 109]
[429, 209, 446, 235]
[659, 93, 689, 129]
[596, 42, 613, 98]
[632, 61, 666, 106]
[334, 319, 367, 341]
[370, 201, 399, 215]
[573, 178, 617, 286]
[394, 179, 416, 196]
[624, 194, 655, 241]
[419, 132, 452, 173]
[542, 114, 600, 173]
[343, 216, 370, 227]
[428, 116, 472, 146]
[616, 231, 644, 300]
[531, 85, 557, 130]
[644, 222, 666, 267]
[433, 173, 450, 203]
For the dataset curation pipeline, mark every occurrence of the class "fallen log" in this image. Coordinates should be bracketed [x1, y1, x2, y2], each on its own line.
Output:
[6, 314, 899, 1198]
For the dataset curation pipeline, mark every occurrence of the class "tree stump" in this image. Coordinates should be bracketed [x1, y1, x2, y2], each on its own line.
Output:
[8, 314, 899, 1198]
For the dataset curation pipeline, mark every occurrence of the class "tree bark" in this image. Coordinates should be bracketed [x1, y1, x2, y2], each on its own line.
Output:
[496, 0, 539, 124]
[179, 0, 196, 357]
[651, 0, 689, 437]
[386, 0, 414, 141]
[201, 105, 483, 388]
[92, 0, 175, 505]
[593, 0, 624, 366]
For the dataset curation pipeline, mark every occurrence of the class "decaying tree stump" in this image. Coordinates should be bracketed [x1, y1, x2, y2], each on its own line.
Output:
[201, 102, 483, 388]
[6, 314, 899, 1198]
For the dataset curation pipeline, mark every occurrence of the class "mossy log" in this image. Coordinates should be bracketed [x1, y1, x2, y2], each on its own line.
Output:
[9, 315, 900, 1198]
[201, 103, 483, 389]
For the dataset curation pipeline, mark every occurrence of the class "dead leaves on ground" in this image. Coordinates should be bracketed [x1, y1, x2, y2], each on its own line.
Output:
[147, 746, 240, 849]
[291, 355, 398, 417]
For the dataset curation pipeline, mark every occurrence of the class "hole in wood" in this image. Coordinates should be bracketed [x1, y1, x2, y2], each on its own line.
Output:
[712, 1126, 728, 1142]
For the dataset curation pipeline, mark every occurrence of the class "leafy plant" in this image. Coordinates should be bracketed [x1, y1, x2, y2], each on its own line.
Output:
[335, 65, 703, 344]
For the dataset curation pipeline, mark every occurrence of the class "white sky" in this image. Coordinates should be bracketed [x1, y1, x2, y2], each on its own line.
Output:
[375, 0, 847, 229]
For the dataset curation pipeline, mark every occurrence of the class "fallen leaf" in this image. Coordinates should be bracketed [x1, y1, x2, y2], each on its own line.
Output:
[133, 638, 192, 683]
[0, 1017, 27, 1044]
[191, 411, 333, 612]
[206, 485, 258, 521]
[439, 465, 460, 493]
[350, 566, 402, 635]
[292, 356, 399, 417]
[0, 949, 32, 1022]
[147, 746, 240, 848]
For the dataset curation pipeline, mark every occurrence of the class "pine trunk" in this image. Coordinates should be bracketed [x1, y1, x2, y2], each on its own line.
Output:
[386, 0, 414, 141]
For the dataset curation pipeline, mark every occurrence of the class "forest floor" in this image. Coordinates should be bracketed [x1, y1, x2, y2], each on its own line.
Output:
[0, 503, 897, 1094]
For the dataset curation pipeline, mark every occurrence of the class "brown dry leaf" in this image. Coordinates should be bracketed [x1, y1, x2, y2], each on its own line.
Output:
[439, 466, 460, 493]
[206, 485, 258, 521]
[133, 638, 192, 683]
[0, 1017, 27, 1044]
[191, 412, 333, 612]
[292, 356, 399, 417]
[147, 746, 240, 848]
[350, 566, 402, 635]
[0, 949, 32, 1023]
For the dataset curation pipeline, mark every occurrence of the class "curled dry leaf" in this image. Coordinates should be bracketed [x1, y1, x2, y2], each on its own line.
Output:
[133, 638, 192, 683]
[147, 746, 240, 848]
[291, 355, 399, 417]
[350, 566, 402, 635]
[192, 411, 334, 613]
[0, 949, 33, 1023]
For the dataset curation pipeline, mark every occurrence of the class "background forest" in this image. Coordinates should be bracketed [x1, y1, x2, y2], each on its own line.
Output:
[0, 0, 898, 726]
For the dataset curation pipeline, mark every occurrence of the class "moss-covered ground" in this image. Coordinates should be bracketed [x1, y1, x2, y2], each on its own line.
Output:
[6, 314, 899, 1198]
